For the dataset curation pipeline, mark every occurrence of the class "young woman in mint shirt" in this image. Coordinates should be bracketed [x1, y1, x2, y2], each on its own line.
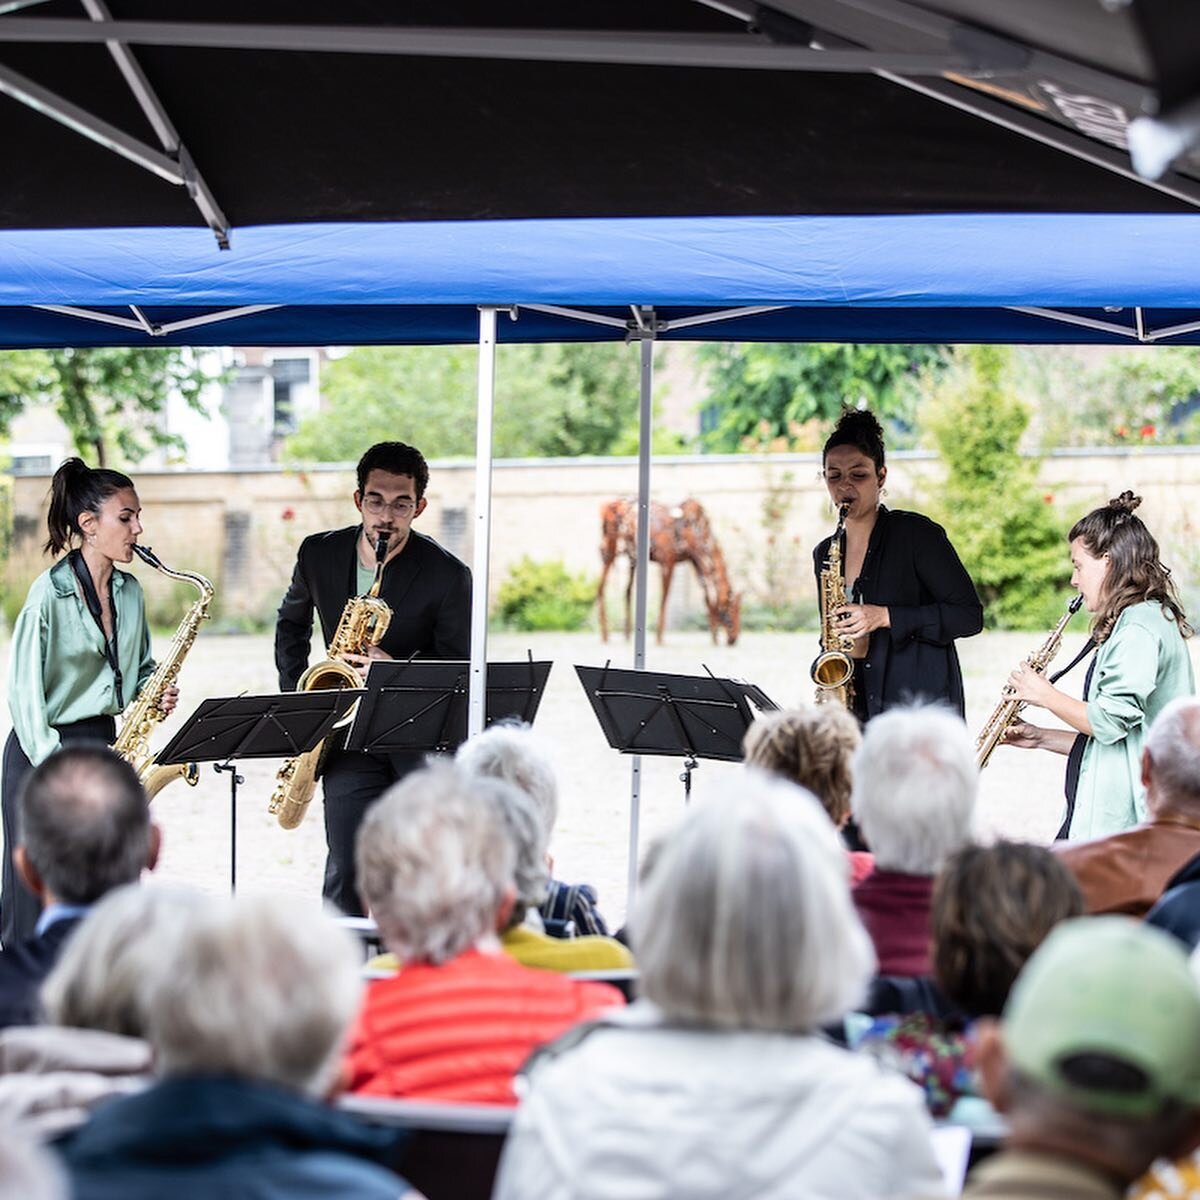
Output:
[2, 458, 177, 946]
[1005, 492, 1193, 840]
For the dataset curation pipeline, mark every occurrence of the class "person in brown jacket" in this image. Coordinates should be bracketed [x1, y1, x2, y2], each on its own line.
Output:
[1054, 697, 1200, 916]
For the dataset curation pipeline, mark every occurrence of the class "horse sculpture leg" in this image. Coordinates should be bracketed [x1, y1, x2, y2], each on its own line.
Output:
[596, 556, 613, 642]
[657, 560, 675, 646]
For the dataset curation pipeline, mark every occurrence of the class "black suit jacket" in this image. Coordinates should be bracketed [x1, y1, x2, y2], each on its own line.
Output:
[0, 915, 82, 1030]
[275, 525, 472, 692]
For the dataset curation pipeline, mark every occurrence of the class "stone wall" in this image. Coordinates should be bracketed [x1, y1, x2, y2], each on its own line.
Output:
[9, 446, 1200, 627]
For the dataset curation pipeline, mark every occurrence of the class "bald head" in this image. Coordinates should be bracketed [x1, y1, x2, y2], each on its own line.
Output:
[1144, 699, 1200, 816]
[17, 744, 156, 906]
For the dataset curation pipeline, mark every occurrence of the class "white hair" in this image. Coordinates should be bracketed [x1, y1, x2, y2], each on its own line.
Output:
[484, 775, 550, 918]
[633, 772, 875, 1032]
[0, 1125, 66, 1200]
[147, 894, 362, 1098]
[1145, 697, 1200, 810]
[455, 722, 559, 837]
[356, 762, 515, 963]
[850, 705, 978, 874]
[42, 884, 206, 1038]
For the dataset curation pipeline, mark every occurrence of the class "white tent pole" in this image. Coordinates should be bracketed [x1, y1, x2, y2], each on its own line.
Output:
[627, 309, 655, 908]
[468, 306, 497, 738]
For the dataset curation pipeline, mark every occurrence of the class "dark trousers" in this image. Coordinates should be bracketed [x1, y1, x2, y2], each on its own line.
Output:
[2, 716, 117, 948]
[320, 747, 423, 917]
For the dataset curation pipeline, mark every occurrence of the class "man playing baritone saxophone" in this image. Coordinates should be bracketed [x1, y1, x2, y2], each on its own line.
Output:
[274, 442, 471, 916]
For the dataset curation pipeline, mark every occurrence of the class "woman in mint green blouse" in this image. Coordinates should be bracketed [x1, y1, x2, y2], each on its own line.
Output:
[2, 458, 174, 946]
[1005, 492, 1193, 840]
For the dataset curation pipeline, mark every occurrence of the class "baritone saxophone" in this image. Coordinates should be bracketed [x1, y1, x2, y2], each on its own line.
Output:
[974, 594, 1084, 769]
[812, 503, 856, 708]
[116, 545, 214, 799]
[269, 533, 392, 830]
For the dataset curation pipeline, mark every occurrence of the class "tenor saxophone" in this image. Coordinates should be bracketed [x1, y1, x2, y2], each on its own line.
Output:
[974, 594, 1084, 769]
[812, 502, 856, 708]
[269, 533, 392, 830]
[114, 545, 214, 800]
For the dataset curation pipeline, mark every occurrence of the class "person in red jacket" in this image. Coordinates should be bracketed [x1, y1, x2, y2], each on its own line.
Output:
[345, 763, 623, 1104]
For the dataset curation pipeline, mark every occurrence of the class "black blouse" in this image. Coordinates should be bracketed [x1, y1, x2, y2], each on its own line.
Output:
[813, 506, 983, 720]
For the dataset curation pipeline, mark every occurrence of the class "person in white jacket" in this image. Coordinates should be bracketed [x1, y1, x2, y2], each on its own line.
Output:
[492, 771, 947, 1200]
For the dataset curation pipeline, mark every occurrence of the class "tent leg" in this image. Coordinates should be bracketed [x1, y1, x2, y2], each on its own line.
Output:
[468, 306, 496, 739]
[627, 320, 655, 909]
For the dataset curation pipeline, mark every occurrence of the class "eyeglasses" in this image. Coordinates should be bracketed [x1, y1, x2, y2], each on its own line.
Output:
[362, 496, 416, 516]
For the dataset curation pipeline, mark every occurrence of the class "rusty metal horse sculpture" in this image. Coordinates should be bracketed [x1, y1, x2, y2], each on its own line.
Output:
[597, 498, 741, 645]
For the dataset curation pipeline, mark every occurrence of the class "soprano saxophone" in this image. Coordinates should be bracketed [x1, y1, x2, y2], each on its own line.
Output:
[268, 533, 392, 830]
[115, 545, 213, 799]
[812, 503, 856, 708]
[974, 594, 1084, 769]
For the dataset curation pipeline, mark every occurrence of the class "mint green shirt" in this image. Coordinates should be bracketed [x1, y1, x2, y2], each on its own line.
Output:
[7, 557, 155, 765]
[1071, 600, 1195, 840]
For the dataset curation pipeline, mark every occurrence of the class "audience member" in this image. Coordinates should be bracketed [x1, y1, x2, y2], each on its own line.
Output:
[58, 892, 412, 1200]
[346, 763, 624, 1103]
[0, 745, 158, 1030]
[743, 705, 873, 883]
[850, 706, 977, 976]
[455, 723, 628, 954]
[0, 885, 199, 1139]
[1056, 697, 1200, 916]
[492, 774, 945, 1200]
[854, 841, 1082, 1117]
[966, 918, 1200, 1199]
[1147, 852, 1200, 948]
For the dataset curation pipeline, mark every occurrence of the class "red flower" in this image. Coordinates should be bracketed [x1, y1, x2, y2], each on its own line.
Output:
[281, 507, 296, 521]
[1043, 493, 1054, 504]
[1115, 426, 1128, 439]
[1140, 424, 1156, 439]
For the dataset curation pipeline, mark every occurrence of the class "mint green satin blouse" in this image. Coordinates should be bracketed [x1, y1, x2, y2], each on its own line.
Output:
[7, 557, 155, 765]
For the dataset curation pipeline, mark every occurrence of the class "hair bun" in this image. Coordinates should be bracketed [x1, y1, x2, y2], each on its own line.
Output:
[834, 408, 885, 444]
[1108, 490, 1142, 515]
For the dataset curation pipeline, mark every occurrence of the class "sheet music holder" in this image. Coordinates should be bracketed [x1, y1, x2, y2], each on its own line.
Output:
[575, 663, 778, 800]
[154, 688, 364, 891]
[344, 658, 553, 756]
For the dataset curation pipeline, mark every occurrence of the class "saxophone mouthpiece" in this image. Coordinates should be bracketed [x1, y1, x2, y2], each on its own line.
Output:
[132, 544, 162, 570]
[374, 533, 390, 564]
[1068, 594, 1084, 614]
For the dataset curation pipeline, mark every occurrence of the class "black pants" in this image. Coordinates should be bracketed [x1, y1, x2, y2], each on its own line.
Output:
[320, 747, 424, 917]
[2, 716, 117, 948]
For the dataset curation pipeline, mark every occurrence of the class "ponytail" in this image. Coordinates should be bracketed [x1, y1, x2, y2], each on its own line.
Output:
[44, 457, 135, 556]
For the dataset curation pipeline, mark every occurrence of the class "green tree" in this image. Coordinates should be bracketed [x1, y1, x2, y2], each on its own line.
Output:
[285, 343, 642, 461]
[698, 343, 949, 452]
[922, 346, 1071, 629]
[0, 347, 215, 466]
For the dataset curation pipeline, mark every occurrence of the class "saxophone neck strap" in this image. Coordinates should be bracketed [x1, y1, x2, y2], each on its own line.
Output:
[68, 549, 123, 708]
[1049, 638, 1096, 686]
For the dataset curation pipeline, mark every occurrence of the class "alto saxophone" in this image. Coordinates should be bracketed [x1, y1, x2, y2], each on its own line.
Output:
[269, 533, 392, 830]
[115, 545, 214, 800]
[974, 594, 1084, 769]
[812, 502, 856, 708]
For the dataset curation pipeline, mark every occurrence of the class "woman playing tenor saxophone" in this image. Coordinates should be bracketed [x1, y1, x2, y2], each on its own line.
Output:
[814, 410, 983, 725]
[2, 458, 179, 945]
[1002, 493, 1193, 841]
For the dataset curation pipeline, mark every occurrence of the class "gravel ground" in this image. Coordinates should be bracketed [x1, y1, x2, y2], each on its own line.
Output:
[4, 624, 1192, 926]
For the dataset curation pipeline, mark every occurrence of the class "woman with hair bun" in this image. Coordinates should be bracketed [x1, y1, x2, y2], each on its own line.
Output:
[1005, 492, 1193, 839]
[815, 409, 983, 724]
[2, 458, 174, 946]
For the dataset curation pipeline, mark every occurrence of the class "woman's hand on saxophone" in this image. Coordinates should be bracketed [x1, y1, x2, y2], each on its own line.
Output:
[1004, 721, 1077, 755]
[832, 603, 890, 639]
[341, 645, 394, 681]
[1005, 661, 1056, 708]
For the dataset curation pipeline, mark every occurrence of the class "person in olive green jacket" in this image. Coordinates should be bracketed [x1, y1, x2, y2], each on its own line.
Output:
[2, 459, 176, 947]
[1004, 492, 1193, 840]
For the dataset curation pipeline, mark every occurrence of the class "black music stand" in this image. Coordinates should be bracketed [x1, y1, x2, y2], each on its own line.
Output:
[575, 663, 778, 801]
[345, 657, 552, 756]
[154, 689, 363, 892]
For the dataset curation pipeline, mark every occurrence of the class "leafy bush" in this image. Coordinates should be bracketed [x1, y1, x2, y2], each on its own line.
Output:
[922, 347, 1072, 630]
[495, 557, 597, 632]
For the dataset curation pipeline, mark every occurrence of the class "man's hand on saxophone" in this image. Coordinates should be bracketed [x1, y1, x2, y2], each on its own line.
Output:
[158, 685, 179, 716]
[340, 644, 394, 682]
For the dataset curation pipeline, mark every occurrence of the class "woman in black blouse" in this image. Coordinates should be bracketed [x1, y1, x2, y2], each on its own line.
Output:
[813, 410, 983, 724]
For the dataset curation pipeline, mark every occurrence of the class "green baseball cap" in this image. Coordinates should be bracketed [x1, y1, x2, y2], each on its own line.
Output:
[1003, 916, 1200, 1118]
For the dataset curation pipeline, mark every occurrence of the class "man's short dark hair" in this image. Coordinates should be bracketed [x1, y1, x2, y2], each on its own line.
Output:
[356, 442, 429, 499]
[19, 745, 151, 905]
